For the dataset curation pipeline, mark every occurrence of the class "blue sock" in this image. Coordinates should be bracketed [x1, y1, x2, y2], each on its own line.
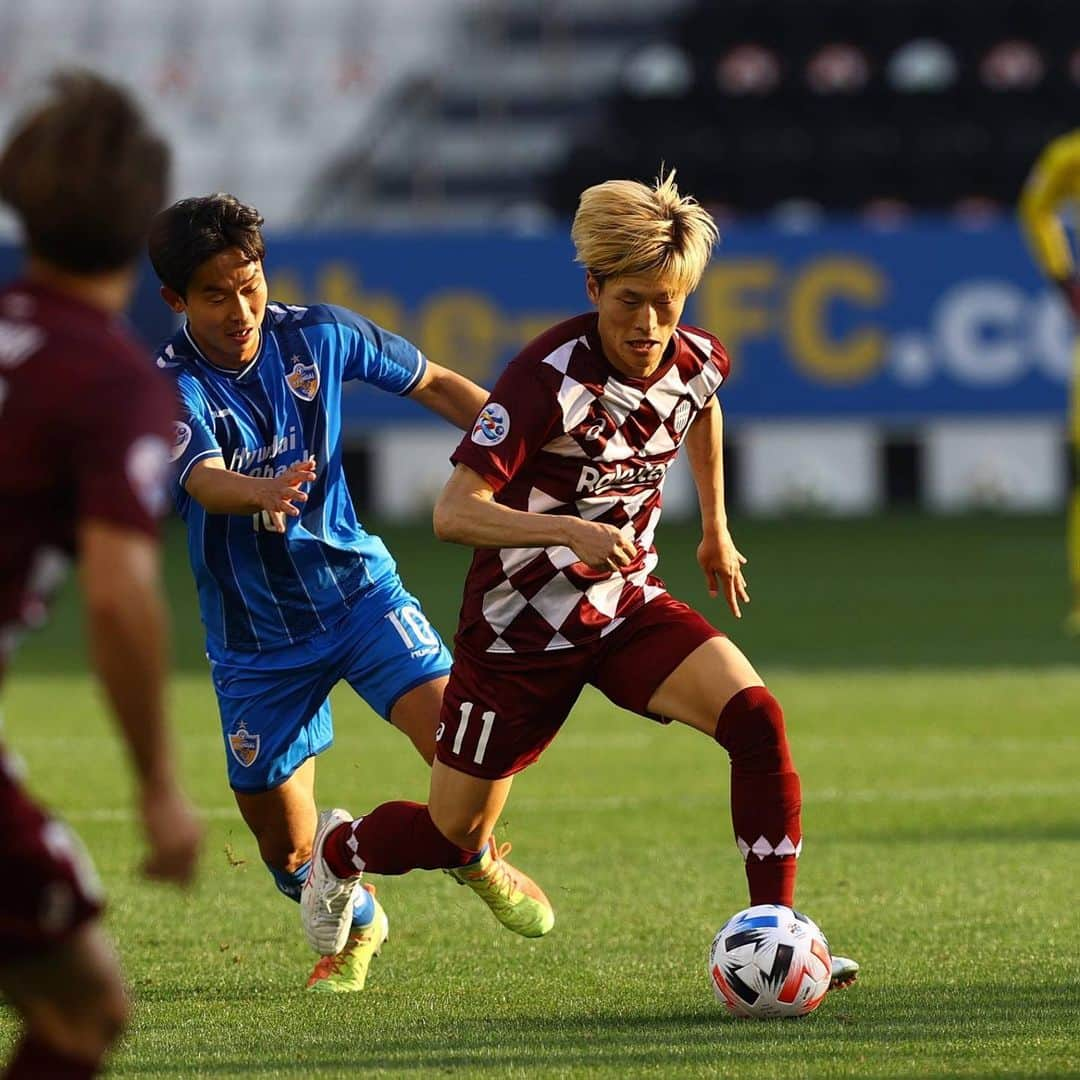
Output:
[464, 840, 489, 866]
[267, 860, 309, 903]
[264, 860, 375, 928]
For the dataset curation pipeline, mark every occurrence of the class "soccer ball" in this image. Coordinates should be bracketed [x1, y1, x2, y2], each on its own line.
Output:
[708, 904, 832, 1019]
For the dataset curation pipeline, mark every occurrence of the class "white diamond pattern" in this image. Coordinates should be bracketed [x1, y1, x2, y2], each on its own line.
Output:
[548, 545, 581, 570]
[587, 574, 625, 619]
[528, 487, 564, 513]
[542, 339, 577, 375]
[345, 828, 366, 872]
[529, 573, 585, 630]
[464, 325, 726, 654]
[737, 833, 804, 862]
[481, 583, 529, 634]
[558, 376, 599, 431]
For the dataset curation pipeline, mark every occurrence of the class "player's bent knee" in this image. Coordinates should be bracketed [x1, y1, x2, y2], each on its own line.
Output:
[714, 686, 793, 773]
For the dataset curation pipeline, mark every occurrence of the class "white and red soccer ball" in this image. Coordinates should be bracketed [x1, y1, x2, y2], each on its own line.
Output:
[709, 904, 832, 1019]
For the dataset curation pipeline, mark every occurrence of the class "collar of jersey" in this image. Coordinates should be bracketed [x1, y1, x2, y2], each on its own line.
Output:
[183, 323, 265, 380]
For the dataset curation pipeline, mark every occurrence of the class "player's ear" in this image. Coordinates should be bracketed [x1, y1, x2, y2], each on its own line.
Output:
[585, 271, 602, 305]
[160, 285, 186, 314]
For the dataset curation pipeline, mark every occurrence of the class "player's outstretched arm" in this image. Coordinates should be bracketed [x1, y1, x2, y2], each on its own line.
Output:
[185, 455, 317, 531]
[433, 464, 635, 571]
[408, 361, 490, 431]
[685, 399, 749, 618]
[78, 520, 201, 885]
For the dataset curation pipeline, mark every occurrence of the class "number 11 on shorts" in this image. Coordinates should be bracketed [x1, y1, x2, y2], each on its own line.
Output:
[453, 701, 495, 765]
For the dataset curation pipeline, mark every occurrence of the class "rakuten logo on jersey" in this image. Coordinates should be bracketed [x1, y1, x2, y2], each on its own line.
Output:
[576, 461, 668, 495]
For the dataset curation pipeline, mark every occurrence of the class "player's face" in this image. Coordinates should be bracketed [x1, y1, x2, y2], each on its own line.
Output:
[586, 271, 687, 379]
[162, 248, 268, 369]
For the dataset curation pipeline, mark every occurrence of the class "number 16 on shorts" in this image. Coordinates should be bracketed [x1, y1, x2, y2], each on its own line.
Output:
[437, 701, 496, 766]
[384, 603, 441, 659]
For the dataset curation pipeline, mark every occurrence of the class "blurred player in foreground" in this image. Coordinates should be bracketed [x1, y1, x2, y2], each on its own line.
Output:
[1020, 130, 1080, 633]
[0, 72, 201, 1078]
[148, 194, 552, 993]
[301, 171, 858, 990]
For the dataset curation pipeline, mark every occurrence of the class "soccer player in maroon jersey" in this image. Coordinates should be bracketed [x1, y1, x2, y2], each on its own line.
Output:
[300, 171, 857, 989]
[0, 72, 201, 1078]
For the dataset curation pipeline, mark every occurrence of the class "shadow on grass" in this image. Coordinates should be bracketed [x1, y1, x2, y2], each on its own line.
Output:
[123, 981, 1079, 1076]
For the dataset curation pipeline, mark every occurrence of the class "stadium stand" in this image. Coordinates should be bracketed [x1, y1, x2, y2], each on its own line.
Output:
[0, 0, 474, 232]
[547, 0, 1080, 220]
[1, 0, 1077, 230]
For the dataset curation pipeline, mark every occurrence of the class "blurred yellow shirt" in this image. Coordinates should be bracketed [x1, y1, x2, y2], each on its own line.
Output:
[1020, 129, 1080, 283]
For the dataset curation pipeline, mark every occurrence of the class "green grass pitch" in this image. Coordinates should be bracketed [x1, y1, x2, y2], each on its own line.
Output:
[2, 515, 1077, 1077]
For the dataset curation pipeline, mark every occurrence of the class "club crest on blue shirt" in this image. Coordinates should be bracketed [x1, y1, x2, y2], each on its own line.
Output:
[285, 356, 320, 402]
[228, 721, 260, 767]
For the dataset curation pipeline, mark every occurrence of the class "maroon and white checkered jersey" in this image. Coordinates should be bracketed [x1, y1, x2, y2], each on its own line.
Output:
[450, 312, 730, 655]
[0, 281, 175, 683]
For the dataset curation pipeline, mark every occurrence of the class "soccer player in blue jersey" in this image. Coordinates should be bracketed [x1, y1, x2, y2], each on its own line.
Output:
[147, 194, 552, 992]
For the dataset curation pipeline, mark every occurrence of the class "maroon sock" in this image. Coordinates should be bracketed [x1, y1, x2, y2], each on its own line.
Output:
[4, 1036, 99, 1079]
[322, 801, 479, 877]
[714, 686, 802, 907]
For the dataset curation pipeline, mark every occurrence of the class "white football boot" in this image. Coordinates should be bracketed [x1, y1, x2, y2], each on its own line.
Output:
[301, 808, 362, 955]
[829, 954, 860, 989]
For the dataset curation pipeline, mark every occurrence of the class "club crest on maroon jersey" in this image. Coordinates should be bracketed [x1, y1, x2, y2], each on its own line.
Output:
[228, 721, 260, 767]
[285, 357, 320, 402]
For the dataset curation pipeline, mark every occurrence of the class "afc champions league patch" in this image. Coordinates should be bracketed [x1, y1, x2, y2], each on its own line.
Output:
[471, 402, 510, 446]
[170, 421, 192, 462]
[228, 721, 260, 768]
[285, 356, 320, 402]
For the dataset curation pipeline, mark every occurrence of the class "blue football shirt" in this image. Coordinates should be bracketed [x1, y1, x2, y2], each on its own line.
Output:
[159, 301, 427, 653]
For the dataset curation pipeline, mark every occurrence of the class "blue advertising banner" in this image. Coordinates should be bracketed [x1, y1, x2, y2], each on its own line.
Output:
[2, 220, 1072, 427]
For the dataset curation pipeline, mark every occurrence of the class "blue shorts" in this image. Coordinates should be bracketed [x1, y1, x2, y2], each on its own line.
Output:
[209, 575, 452, 793]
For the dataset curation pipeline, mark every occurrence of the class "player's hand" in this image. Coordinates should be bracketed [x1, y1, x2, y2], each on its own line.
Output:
[255, 457, 317, 531]
[698, 527, 749, 619]
[565, 519, 637, 571]
[1057, 277, 1080, 319]
[138, 781, 202, 886]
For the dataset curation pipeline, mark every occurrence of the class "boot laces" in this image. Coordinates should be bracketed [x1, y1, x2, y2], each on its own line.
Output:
[482, 835, 518, 901]
[310, 883, 378, 979]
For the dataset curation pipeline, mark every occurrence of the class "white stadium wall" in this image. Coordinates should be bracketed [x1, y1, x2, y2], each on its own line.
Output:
[738, 422, 882, 515]
[365, 420, 1068, 520]
[923, 420, 1066, 513]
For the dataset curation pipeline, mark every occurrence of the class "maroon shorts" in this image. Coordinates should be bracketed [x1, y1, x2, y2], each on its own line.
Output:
[437, 593, 723, 779]
[0, 753, 104, 965]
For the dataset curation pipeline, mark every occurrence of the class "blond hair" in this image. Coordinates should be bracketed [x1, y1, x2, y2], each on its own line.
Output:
[571, 169, 718, 295]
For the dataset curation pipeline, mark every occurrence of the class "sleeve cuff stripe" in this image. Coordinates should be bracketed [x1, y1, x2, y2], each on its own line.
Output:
[178, 448, 224, 487]
[398, 350, 428, 396]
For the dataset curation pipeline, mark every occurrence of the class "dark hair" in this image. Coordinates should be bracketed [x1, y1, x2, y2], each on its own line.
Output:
[148, 193, 266, 296]
[0, 70, 169, 273]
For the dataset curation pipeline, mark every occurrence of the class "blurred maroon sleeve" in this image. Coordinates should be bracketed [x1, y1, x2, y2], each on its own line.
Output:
[70, 367, 177, 538]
